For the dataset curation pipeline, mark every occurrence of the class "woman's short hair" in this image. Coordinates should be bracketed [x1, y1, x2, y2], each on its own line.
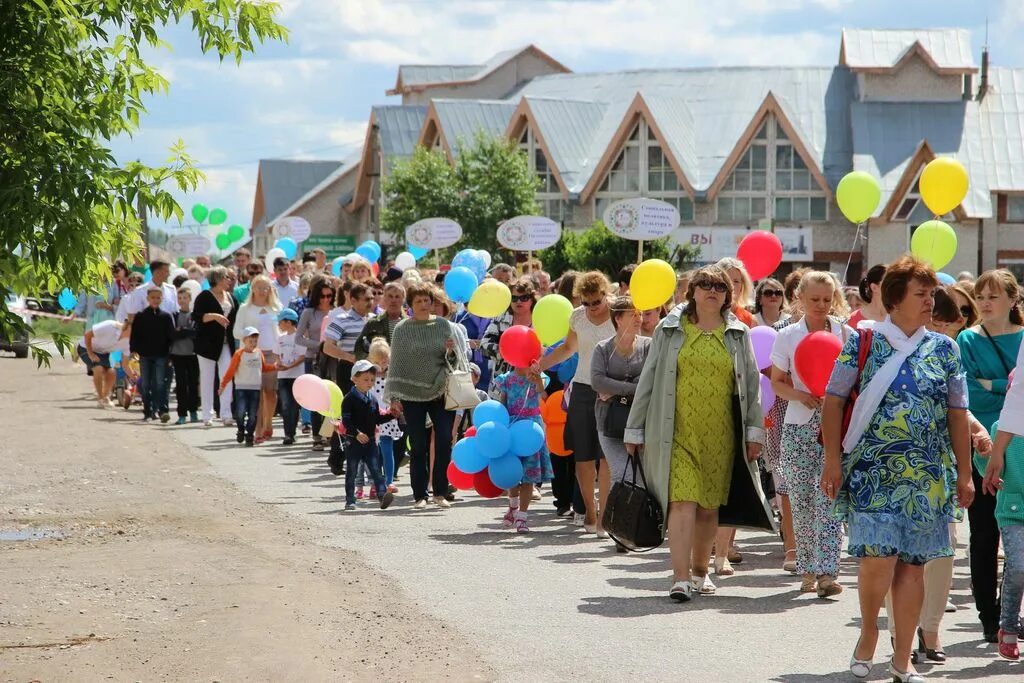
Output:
[405, 281, 435, 307]
[431, 286, 452, 317]
[932, 286, 961, 323]
[753, 278, 785, 314]
[609, 295, 635, 330]
[783, 267, 810, 304]
[858, 264, 887, 303]
[206, 266, 229, 287]
[685, 265, 733, 322]
[574, 271, 611, 300]
[949, 284, 979, 327]
[308, 275, 335, 304]
[880, 256, 939, 311]
[556, 271, 578, 300]
[715, 257, 754, 307]
[975, 269, 1023, 325]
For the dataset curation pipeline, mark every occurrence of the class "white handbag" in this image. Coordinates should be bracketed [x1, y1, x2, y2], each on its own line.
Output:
[444, 329, 480, 410]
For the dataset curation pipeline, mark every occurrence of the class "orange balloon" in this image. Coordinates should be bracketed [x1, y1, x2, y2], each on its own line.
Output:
[546, 424, 572, 456]
[542, 390, 567, 422]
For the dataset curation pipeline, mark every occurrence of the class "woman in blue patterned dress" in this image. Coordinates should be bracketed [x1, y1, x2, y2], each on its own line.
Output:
[821, 256, 975, 683]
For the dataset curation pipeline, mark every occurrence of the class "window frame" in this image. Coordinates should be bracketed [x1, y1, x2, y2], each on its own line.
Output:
[519, 127, 568, 223]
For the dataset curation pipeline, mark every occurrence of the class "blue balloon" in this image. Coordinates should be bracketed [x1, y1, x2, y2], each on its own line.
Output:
[476, 421, 511, 459]
[544, 341, 563, 374]
[409, 245, 429, 259]
[487, 454, 525, 489]
[937, 272, 956, 285]
[57, 288, 78, 311]
[508, 419, 545, 457]
[275, 237, 297, 259]
[452, 249, 486, 281]
[473, 399, 509, 428]
[109, 350, 122, 364]
[143, 267, 152, 283]
[444, 266, 478, 303]
[360, 240, 382, 261]
[355, 244, 378, 263]
[332, 258, 343, 276]
[557, 353, 579, 384]
[201, 278, 210, 291]
[452, 437, 489, 474]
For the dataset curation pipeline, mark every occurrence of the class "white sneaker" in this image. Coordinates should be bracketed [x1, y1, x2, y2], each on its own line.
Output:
[222, 417, 234, 427]
[695, 574, 717, 595]
[412, 499, 428, 510]
[97, 399, 109, 409]
[204, 420, 214, 428]
[573, 513, 585, 527]
[434, 496, 451, 509]
[531, 488, 542, 501]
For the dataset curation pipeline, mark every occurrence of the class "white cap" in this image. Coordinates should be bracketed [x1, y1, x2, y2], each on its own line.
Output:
[242, 326, 260, 337]
[351, 359, 378, 378]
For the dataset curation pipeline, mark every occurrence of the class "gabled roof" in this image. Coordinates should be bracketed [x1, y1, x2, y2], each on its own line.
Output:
[840, 29, 976, 74]
[346, 105, 427, 213]
[251, 159, 343, 231]
[263, 149, 363, 228]
[421, 99, 518, 159]
[387, 45, 570, 96]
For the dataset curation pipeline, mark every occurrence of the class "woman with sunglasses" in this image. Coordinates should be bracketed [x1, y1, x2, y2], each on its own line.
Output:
[539, 271, 616, 535]
[958, 269, 1024, 642]
[716, 257, 756, 328]
[624, 265, 768, 600]
[481, 278, 538, 381]
[297, 276, 336, 450]
[753, 279, 786, 328]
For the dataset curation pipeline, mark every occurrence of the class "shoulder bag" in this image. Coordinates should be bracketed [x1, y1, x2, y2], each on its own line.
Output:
[444, 326, 481, 411]
[603, 393, 632, 439]
[601, 453, 664, 552]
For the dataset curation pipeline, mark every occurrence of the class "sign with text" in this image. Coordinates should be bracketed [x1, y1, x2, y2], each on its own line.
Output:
[271, 216, 312, 242]
[497, 215, 561, 251]
[676, 227, 813, 263]
[406, 218, 463, 250]
[603, 198, 680, 240]
[165, 233, 212, 258]
[301, 234, 356, 259]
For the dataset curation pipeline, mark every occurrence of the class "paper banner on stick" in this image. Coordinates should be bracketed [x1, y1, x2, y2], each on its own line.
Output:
[497, 215, 561, 251]
[603, 198, 679, 240]
[165, 234, 213, 257]
[271, 216, 312, 242]
[406, 218, 462, 250]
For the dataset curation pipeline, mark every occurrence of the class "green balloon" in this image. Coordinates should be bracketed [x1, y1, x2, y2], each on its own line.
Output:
[836, 171, 881, 224]
[209, 208, 228, 225]
[191, 203, 209, 223]
[215, 233, 231, 250]
[227, 224, 245, 241]
[910, 220, 957, 270]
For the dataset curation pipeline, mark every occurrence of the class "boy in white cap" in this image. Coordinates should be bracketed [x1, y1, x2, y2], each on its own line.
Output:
[342, 359, 395, 510]
[275, 308, 304, 444]
[219, 326, 275, 446]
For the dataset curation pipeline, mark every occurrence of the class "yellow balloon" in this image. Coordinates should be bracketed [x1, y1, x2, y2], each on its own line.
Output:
[631, 259, 676, 310]
[910, 220, 957, 270]
[919, 157, 968, 216]
[467, 279, 511, 317]
[320, 378, 343, 419]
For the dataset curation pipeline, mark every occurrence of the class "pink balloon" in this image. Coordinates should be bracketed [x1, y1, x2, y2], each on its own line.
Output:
[749, 326, 778, 371]
[760, 374, 776, 414]
[737, 232, 783, 280]
[293, 373, 330, 413]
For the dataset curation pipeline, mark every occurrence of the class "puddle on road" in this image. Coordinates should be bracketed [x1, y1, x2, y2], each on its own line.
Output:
[0, 527, 65, 542]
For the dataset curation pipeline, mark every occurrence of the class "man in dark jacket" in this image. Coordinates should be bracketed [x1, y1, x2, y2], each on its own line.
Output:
[129, 288, 175, 422]
[354, 282, 407, 360]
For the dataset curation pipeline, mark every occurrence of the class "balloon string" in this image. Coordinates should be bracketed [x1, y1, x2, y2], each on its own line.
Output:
[842, 221, 864, 284]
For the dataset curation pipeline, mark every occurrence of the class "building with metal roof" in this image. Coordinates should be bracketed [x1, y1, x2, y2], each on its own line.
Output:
[259, 28, 1024, 281]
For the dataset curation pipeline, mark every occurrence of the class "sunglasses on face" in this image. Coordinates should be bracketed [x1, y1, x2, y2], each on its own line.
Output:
[960, 306, 972, 319]
[582, 298, 605, 308]
[762, 289, 784, 298]
[696, 281, 729, 294]
[511, 294, 533, 303]
[320, 292, 334, 299]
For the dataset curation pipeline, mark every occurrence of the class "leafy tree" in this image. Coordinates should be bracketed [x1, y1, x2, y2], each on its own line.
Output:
[1, 1, 287, 364]
[381, 133, 539, 255]
[540, 222, 671, 279]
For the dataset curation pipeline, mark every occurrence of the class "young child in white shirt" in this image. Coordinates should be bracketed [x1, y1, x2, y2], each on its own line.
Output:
[274, 308, 305, 444]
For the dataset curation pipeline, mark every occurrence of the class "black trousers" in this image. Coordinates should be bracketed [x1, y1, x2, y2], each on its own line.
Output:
[171, 354, 200, 417]
[969, 464, 1001, 628]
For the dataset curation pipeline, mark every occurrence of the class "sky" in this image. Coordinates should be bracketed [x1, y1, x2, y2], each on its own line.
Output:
[111, 0, 1023, 237]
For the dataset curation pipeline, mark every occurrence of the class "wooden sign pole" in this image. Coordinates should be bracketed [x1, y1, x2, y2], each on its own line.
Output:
[637, 240, 644, 265]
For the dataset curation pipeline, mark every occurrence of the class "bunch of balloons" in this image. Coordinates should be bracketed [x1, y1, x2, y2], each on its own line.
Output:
[449, 400, 546, 495]
[355, 240, 381, 264]
[452, 249, 490, 281]
[192, 203, 243, 251]
[291, 374, 344, 420]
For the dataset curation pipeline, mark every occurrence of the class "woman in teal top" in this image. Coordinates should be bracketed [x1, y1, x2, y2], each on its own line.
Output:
[957, 269, 1024, 642]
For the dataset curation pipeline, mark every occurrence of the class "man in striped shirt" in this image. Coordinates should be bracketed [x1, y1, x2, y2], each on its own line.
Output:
[323, 282, 373, 393]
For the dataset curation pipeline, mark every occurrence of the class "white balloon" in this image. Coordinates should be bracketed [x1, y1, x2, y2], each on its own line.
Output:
[265, 247, 287, 273]
[182, 279, 202, 300]
[170, 267, 188, 281]
[476, 250, 492, 268]
[394, 251, 416, 271]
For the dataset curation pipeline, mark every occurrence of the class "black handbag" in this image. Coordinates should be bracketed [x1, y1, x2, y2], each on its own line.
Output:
[601, 454, 664, 552]
[603, 395, 632, 439]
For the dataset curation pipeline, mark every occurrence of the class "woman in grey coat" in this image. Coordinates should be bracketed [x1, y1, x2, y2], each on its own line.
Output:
[624, 265, 774, 602]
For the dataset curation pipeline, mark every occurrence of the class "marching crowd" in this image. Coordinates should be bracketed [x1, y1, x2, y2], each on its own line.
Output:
[69, 245, 1024, 681]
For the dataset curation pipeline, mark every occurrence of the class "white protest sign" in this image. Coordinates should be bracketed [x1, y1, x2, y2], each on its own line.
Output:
[603, 198, 679, 240]
[497, 215, 561, 251]
[271, 216, 312, 242]
[165, 234, 212, 257]
[406, 218, 463, 250]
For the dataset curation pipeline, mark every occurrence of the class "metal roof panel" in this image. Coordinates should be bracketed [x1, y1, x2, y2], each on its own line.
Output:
[841, 28, 975, 71]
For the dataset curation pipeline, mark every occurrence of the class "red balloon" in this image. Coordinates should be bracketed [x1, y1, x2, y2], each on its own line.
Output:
[473, 470, 504, 498]
[371, 262, 380, 276]
[464, 426, 477, 437]
[447, 461, 475, 490]
[736, 231, 783, 280]
[498, 325, 542, 369]
[794, 332, 843, 398]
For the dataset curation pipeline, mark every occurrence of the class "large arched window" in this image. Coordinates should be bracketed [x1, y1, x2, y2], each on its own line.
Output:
[716, 115, 828, 224]
[593, 119, 695, 223]
[519, 128, 568, 223]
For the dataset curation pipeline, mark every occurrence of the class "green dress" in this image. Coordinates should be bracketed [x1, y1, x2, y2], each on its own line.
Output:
[669, 320, 736, 508]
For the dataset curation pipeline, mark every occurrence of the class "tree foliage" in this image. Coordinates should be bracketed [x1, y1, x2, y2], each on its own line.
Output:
[381, 133, 539, 255]
[0, 0, 287, 364]
[540, 222, 704, 280]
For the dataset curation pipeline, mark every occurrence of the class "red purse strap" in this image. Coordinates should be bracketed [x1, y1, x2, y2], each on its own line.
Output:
[854, 329, 872, 391]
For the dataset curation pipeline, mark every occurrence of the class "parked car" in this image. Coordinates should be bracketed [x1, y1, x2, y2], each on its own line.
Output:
[2, 293, 32, 358]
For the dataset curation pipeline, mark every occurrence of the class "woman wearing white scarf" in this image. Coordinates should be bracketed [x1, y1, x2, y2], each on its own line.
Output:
[820, 257, 975, 683]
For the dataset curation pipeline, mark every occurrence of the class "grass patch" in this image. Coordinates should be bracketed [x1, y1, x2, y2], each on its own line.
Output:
[31, 317, 85, 340]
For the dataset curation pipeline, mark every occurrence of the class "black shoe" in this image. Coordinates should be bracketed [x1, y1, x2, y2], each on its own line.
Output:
[555, 506, 572, 516]
[917, 627, 946, 663]
[283, 436, 295, 445]
[245, 436, 254, 447]
[236, 432, 244, 443]
[447, 484, 457, 495]
[444, 493, 456, 502]
[983, 630, 999, 643]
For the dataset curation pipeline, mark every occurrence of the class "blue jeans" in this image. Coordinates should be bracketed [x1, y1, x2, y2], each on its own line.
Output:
[277, 378, 299, 438]
[346, 440, 385, 504]
[139, 356, 168, 417]
[380, 436, 395, 485]
[402, 398, 454, 501]
[1000, 524, 1024, 633]
[233, 388, 260, 439]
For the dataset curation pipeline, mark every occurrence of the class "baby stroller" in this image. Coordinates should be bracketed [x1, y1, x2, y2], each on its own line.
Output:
[112, 351, 141, 410]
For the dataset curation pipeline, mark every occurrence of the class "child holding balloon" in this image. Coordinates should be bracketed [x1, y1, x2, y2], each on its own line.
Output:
[492, 363, 553, 534]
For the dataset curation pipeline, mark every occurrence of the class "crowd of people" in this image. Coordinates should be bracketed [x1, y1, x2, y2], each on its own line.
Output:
[68, 244, 1024, 680]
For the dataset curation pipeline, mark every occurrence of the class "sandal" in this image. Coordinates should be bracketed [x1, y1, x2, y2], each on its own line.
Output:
[714, 555, 735, 576]
[783, 549, 798, 574]
[669, 580, 693, 603]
